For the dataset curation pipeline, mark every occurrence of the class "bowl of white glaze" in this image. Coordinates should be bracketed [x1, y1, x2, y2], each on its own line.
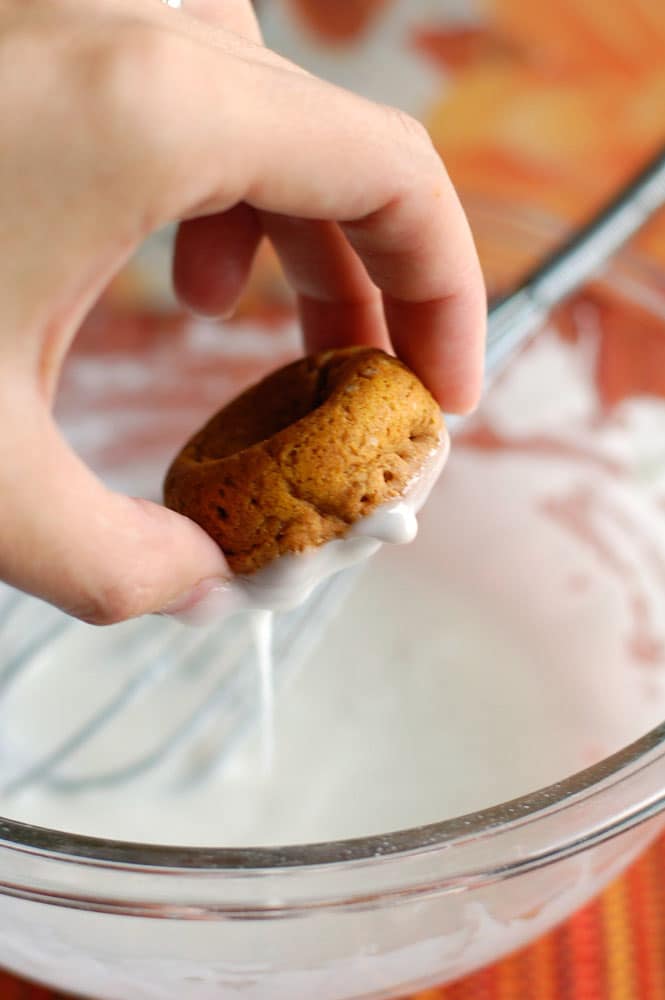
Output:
[1, 203, 665, 999]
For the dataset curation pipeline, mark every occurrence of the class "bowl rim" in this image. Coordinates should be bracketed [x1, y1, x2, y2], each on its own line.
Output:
[2, 200, 665, 887]
[1, 719, 665, 877]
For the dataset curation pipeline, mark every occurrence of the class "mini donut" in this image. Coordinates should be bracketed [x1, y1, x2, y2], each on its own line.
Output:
[164, 347, 444, 575]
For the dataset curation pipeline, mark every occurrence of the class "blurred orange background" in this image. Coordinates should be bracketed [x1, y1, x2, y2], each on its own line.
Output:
[9, 2, 665, 997]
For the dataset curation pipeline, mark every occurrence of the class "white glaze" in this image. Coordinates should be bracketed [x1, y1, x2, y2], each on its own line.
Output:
[177, 431, 450, 624]
[250, 609, 275, 773]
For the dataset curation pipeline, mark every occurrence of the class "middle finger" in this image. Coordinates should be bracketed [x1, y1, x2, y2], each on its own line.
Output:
[261, 214, 390, 353]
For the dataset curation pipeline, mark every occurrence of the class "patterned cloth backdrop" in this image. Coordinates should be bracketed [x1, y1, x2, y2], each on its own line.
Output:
[4, 0, 665, 996]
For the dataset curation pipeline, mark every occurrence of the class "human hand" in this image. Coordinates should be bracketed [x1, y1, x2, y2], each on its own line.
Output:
[0, 0, 485, 624]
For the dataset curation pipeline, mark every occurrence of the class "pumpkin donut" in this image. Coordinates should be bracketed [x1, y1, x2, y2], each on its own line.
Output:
[164, 347, 445, 575]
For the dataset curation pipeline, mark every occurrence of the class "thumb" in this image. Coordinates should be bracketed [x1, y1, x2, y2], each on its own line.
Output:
[1, 401, 230, 624]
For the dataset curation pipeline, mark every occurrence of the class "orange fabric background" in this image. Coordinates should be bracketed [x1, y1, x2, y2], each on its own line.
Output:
[4, 1, 665, 996]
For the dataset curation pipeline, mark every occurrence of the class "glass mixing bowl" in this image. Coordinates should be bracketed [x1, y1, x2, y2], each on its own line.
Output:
[1, 203, 665, 1000]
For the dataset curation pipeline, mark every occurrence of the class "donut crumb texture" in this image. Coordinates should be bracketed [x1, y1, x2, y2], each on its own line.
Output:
[164, 347, 444, 574]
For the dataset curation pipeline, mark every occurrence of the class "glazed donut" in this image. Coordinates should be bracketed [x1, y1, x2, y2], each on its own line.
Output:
[164, 347, 444, 575]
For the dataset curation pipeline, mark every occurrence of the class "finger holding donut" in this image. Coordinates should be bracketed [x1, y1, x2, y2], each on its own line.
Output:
[0, 0, 483, 625]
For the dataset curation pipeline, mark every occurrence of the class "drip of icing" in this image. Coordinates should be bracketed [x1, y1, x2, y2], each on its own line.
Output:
[237, 434, 448, 776]
[249, 609, 275, 773]
[177, 430, 450, 625]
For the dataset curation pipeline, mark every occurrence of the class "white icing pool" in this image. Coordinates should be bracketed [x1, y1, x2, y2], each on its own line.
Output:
[1, 207, 665, 999]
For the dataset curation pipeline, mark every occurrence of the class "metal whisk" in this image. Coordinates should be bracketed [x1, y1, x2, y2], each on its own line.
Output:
[1, 145, 664, 798]
[0, 567, 358, 795]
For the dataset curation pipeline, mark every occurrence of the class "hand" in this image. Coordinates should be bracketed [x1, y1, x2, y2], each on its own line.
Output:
[0, 0, 486, 625]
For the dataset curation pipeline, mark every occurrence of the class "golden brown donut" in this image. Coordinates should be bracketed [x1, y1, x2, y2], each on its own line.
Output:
[164, 347, 444, 575]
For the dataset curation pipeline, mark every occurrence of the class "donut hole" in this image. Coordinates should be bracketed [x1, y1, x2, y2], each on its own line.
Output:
[194, 354, 352, 461]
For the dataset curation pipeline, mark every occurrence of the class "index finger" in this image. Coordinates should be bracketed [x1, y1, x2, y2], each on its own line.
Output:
[149, 40, 486, 411]
[342, 158, 486, 414]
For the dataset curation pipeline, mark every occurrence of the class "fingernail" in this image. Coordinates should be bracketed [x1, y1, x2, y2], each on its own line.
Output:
[189, 305, 237, 322]
[158, 576, 243, 626]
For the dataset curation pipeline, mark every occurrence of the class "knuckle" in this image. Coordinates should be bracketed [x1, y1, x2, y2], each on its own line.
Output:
[65, 24, 190, 220]
[386, 106, 434, 150]
[78, 25, 181, 137]
[380, 106, 444, 188]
